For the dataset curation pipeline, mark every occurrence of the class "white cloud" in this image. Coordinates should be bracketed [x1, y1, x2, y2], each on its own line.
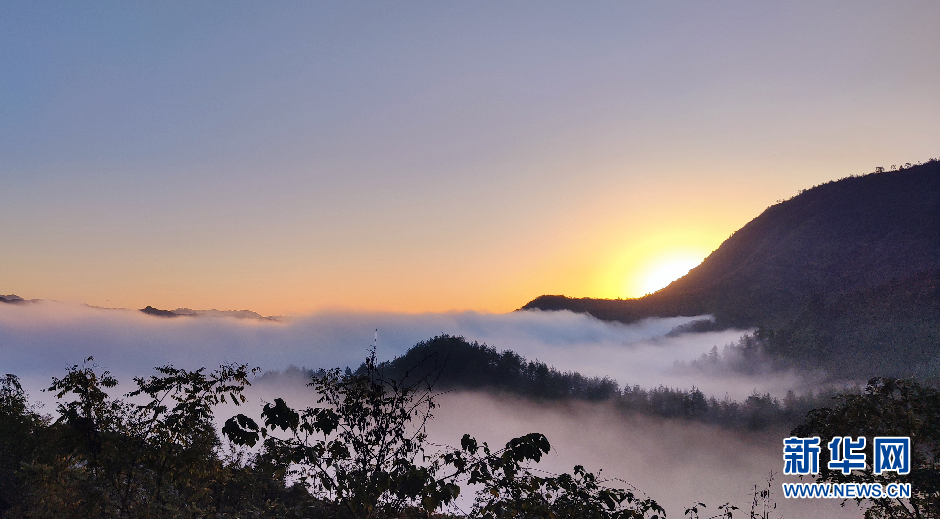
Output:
[2, 301, 810, 403]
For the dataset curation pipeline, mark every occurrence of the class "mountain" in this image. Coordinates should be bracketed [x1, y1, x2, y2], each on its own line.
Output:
[0, 295, 34, 304]
[352, 334, 826, 430]
[140, 305, 281, 321]
[522, 160, 940, 377]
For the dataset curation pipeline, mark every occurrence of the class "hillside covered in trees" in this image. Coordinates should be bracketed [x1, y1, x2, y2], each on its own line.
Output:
[356, 334, 828, 430]
[522, 160, 940, 378]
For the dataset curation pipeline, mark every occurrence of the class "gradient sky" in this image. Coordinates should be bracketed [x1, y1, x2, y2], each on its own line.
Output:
[2, 1, 939, 315]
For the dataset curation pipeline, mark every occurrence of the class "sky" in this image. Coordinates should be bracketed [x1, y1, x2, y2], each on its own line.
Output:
[2, 1, 939, 316]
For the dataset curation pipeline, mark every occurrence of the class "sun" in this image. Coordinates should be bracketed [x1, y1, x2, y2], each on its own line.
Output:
[619, 249, 706, 298]
[637, 256, 702, 295]
[603, 230, 718, 301]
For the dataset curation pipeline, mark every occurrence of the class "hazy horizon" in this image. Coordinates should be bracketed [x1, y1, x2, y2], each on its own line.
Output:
[3, 298, 768, 394]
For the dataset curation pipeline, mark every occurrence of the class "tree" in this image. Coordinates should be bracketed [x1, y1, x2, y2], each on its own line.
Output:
[224, 347, 665, 519]
[1, 350, 673, 519]
[467, 461, 664, 519]
[226, 346, 460, 518]
[0, 374, 47, 516]
[792, 377, 940, 518]
[8, 357, 266, 518]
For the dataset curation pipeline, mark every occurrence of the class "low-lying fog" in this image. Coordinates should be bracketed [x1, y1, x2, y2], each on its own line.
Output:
[430, 392, 858, 518]
[1, 300, 861, 517]
[231, 377, 859, 518]
[1, 300, 816, 401]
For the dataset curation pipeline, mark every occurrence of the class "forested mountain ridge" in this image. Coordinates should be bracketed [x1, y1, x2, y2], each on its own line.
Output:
[522, 160, 940, 377]
[358, 334, 829, 430]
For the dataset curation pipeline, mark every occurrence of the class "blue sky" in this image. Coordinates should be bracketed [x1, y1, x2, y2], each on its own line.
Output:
[2, 1, 938, 314]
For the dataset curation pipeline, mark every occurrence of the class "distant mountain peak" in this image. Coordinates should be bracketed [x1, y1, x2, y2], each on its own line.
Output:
[1, 294, 35, 304]
[139, 305, 281, 321]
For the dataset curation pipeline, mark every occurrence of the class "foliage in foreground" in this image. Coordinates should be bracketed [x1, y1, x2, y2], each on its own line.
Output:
[6, 345, 937, 519]
[223, 347, 665, 519]
[1, 352, 665, 519]
[0, 360, 324, 518]
[792, 377, 940, 519]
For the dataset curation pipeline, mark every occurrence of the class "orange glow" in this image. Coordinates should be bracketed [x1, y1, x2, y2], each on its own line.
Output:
[634, 253, 703, 296]
[601, 230, 718, 300]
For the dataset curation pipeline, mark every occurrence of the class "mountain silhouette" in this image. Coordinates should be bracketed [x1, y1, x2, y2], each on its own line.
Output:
[522, 160, 940, 377]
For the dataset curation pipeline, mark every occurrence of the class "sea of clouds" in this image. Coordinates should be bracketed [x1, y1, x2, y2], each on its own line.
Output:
[0, 300, 859, 517]
[0, 300, 816, 401]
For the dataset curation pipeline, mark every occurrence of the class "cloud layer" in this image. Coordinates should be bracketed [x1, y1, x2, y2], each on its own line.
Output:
[0, 300, 856, 517]
[2, 300, 816, 404]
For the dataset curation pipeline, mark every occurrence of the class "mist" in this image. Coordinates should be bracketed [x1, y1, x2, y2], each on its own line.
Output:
[218, 376, 860, 518]
[0, 300, 820, 403]
[429, 391, 859, 518]
[1, 300, 865, 517]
